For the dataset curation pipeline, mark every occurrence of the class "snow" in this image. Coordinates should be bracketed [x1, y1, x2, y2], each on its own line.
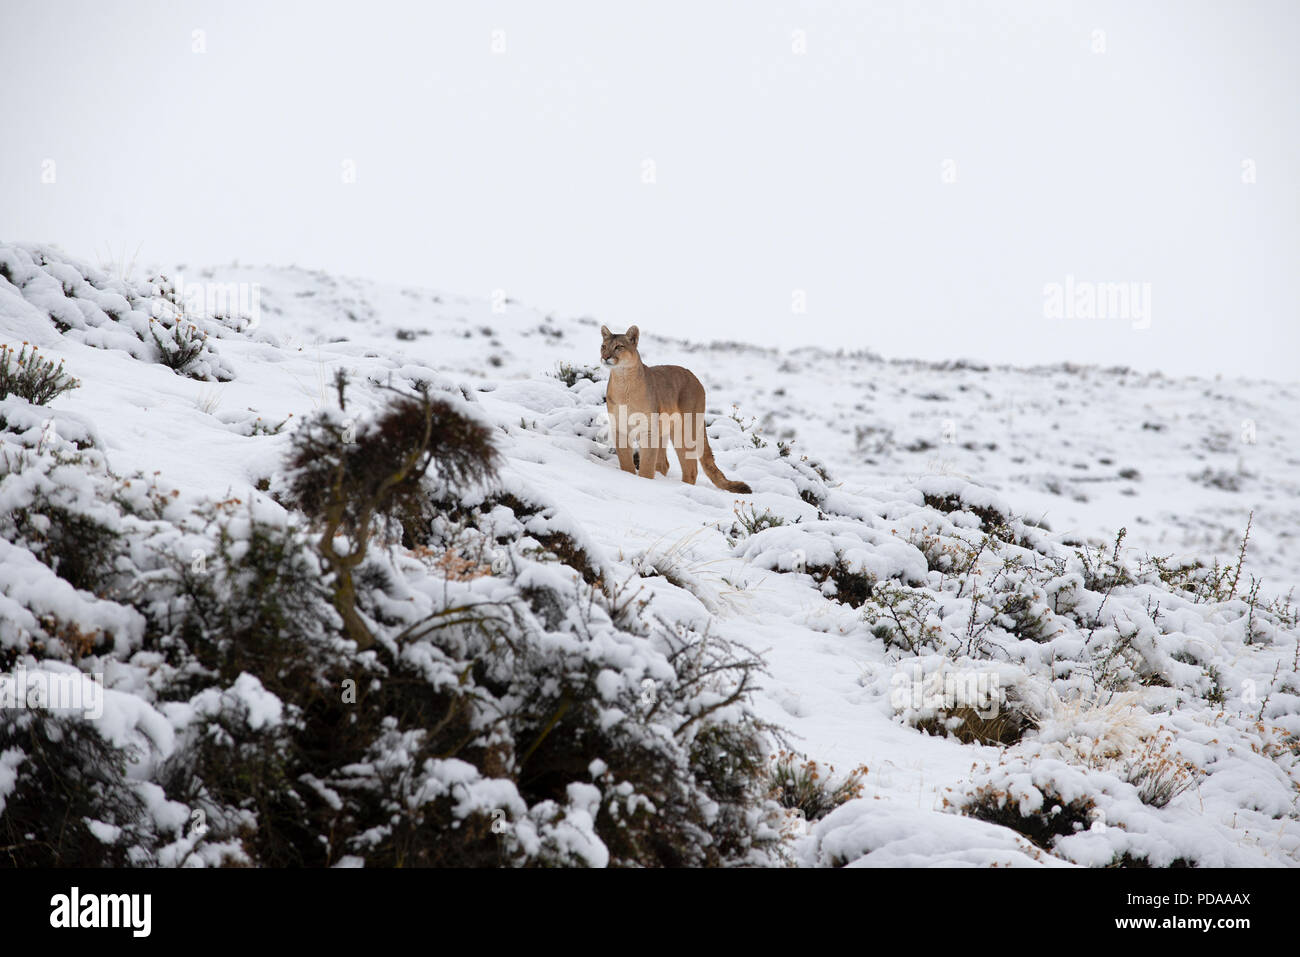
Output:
[796, 800, 1071, 868]
[0, 747, 23, 815]
[2, 241, 1298, 867]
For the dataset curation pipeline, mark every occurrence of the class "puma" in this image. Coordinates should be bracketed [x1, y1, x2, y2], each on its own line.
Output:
[600, 325, 752, 494]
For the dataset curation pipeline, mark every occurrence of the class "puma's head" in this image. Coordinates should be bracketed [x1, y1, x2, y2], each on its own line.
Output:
[600, 324, 640, 369]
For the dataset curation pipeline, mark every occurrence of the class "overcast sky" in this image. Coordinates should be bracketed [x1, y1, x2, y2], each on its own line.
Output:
[3, 0, 1296, 379]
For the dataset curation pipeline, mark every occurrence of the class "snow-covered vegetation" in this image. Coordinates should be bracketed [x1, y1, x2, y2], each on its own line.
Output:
[1, 242, 1297, 867]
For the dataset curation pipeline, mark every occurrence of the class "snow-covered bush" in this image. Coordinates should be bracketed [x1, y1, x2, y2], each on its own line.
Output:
[0, 342, 79, 406]
[956, 752, 1107, 854]
[0, 244, 234, 381]
[281, 373, 501, 650]
[0, 708, 149, 866]
[764, 751, 868, 821]
[550, 360, 600, 388]
[0, 378, 786, 867]
[948, 733, 1252, 867]
[0, 446, 127, 608]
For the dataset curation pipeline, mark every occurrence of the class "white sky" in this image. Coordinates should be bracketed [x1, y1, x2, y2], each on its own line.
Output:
[2, 0, 1297, 380]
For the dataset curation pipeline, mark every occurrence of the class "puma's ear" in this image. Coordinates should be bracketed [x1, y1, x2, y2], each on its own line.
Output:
[626, 325, 639, 345]
[600, 324, 611, 339]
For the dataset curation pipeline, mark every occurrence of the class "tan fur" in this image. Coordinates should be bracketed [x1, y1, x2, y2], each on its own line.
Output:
[600, 325, 752, 494]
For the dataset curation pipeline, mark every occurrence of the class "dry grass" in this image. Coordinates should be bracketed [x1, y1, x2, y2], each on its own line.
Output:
[632, 528, 753, 615]
[915, 705, 1028, 746]
[410, 545, 493, 581]
[195, 385, 224, 415]
[1033, 692, 1199, 807]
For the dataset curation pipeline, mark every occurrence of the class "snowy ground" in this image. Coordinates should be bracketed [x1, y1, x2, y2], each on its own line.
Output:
[2, 244, 1298, 866]
[194, 262, 1300, 591]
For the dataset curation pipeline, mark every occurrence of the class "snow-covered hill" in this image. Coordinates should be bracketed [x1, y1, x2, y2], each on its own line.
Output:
[2, 242, 1298, 867]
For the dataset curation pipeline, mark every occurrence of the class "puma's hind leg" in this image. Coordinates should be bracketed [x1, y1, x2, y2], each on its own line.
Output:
[669, 412, 699, 485]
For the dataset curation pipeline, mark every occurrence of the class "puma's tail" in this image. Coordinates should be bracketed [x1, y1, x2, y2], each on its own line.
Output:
[700, 439, 751, 494]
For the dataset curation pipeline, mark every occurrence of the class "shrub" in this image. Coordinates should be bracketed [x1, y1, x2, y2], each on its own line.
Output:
[727, 502, 787, 542]
[155, 674, 319, 867]
[806, 553, 876, 609]
[764, 751, 867, 820]
[1123, 733, 1198, 809]
[905, 523, 976, 575]
[148, 319, 210, 378]
[1032, 697, 1200, 810]
[0, 449, 123, 595]
[109, 376, 784, 867]
[1076, 528, 1134, 593]
[914, 704, 1029, 747]
[922, 491, 1007, 533]
[160, 500, 341, 700]
[283, 374, 500, 649]
[864, 581, 940, 651]
[551, 361, 599, 387]
[0, 709, 147, 867]
[0, 343, 79, 405]
[960, 771, 1097, 850]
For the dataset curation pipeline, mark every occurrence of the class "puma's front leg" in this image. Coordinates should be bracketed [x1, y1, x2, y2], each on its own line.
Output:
[635, 412, 665, 479]
[616, 444, 636, 474]
[609, 411, 636, 473]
